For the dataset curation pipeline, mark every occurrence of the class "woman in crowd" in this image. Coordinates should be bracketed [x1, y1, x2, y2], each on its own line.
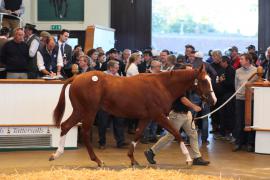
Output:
[125, 52, 141, 77]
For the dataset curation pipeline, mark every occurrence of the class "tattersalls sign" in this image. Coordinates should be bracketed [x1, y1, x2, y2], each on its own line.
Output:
[0, 127, 50, 135]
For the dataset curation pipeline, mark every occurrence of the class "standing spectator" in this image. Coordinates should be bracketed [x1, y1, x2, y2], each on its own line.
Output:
[206, 50, 213, 64]
[97, 60, 127, 149]
[210, 50, 225, 134]
[230, 46, 241, 70]
[39, 31, 51, 47]
[122, 49, 131, 65]
[0, 0, 24, 32]
[219, 56, 236, 140]
[160, 49, 170, 71]
[184, 44, 195, 63]
[24, 23, 40, 79]
[233, 53, 257, 152]
[37, 37, 63, 77]
[1, 28, 29, 79]
[57, 29, 72, 78]
[125, 52, 141, 77]
[246, 45, 257, 55]
[141, 60, 161, 144]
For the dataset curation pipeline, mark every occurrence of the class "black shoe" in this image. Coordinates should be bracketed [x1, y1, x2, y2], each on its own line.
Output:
[144, 149, 156, 164]
[232, 144, 241, 152]
[193, 157, 210, 166]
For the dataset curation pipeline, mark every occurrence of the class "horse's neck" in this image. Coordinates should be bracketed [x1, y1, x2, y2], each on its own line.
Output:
[162, 70, 196, 99]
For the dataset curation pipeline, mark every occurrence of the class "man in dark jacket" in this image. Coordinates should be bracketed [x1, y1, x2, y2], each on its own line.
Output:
[1, 28, 29, 79]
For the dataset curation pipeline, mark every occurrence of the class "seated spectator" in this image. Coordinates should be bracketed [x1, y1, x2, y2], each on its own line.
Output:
[37, 37, 63, 77]
[71, 45, 83, 64]
[0, 28, 29, 79]
[122, 49, 131, 65]
[78, 55, 94, 73]
[160, 49, 170, 70]
[0, 0, 24, 33]
[125, 52, 141, 77]
[149, 60, 161, 73]
[101, 48, 125, 76]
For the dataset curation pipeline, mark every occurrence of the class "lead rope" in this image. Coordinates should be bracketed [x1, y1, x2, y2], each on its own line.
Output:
[191, 72, 257, 127]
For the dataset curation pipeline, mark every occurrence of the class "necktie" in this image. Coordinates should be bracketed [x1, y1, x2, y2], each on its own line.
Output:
[60, 43, 64, 57]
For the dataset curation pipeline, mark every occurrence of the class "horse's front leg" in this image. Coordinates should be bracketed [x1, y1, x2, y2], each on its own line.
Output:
[127, 119, 148, 166]
[156, 115, 192, 166]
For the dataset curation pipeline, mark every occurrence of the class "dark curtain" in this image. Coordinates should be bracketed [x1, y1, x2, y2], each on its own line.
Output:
[258, 0, 270, 53]
[111, 0, 152, 51]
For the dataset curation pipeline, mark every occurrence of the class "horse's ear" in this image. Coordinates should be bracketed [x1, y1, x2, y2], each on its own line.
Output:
[199, 64, 206, 73]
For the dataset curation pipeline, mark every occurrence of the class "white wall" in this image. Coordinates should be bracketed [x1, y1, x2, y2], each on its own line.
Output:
[22, 0, 111, 30]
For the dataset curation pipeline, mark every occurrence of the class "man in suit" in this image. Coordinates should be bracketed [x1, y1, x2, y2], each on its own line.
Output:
[0, 27, 10, 58]
[57, 29, 72, 78]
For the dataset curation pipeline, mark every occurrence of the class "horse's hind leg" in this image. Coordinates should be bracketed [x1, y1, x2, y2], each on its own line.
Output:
[127, 119, 148, 166]
[49, 111, 80, 161]
[81, 114, 104, 167]
[156, 115, 192, 165]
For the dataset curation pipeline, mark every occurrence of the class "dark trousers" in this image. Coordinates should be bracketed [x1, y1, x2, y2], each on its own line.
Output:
[219, 93, 235, 136]
[234, 99, 255, 146]
[97, 110, 125, 146]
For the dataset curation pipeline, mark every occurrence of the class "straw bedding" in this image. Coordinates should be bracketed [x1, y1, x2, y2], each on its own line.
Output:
[0, 168, 234, 180]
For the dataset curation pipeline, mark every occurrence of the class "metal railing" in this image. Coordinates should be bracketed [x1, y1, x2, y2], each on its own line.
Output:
[0, 12, 23, 29]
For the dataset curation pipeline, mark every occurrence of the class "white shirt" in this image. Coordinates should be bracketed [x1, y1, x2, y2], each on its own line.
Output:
[27, 34, 39, 58]
[37, 47, 63, 71]
[126, 63, 139, 77]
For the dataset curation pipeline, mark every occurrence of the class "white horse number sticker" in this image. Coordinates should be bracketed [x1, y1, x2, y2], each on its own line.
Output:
[92, 75, 98, 82]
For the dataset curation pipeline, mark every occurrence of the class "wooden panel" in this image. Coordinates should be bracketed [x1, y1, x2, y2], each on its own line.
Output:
[84, 26, 95, 53]
[111, 0, 152, 50]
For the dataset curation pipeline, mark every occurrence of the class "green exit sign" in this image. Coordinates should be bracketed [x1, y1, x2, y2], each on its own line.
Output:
[51, 25, 62, 30]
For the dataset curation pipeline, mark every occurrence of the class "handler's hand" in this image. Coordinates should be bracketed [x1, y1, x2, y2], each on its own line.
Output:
[193, 105, 201, 112]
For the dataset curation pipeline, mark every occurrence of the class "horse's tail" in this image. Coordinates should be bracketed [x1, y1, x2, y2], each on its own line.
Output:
[53, 77, 75, 128]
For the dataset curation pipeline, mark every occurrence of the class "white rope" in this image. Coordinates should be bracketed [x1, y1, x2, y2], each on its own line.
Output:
[194, 73, 256, 120]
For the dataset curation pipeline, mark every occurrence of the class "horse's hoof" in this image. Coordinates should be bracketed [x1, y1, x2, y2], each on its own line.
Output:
[98, 161, 106, 168]
[186, 161, 193, 168]
[131, 161, 140, 168]
[49, 154, 55, 161]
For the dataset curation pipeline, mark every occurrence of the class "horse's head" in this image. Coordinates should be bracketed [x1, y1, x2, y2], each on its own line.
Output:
[194, 65, 217, 106]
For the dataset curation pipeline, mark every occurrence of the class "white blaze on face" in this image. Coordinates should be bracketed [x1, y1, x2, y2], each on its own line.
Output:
[205, 75, 217, 105]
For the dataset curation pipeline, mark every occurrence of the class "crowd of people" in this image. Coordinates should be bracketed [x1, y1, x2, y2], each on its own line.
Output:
[1, 22, 270, 166]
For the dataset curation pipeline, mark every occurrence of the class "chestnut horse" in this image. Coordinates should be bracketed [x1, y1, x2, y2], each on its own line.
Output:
[49, 65, 216, 167]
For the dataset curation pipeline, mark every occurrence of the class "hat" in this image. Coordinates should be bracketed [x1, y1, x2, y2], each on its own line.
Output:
[40, 31, 51, 38]
[195, 51, 204, 58]
[24, 23, 36, 30]
[108, 48, 118, 54]
[246, 45, 255, 50]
